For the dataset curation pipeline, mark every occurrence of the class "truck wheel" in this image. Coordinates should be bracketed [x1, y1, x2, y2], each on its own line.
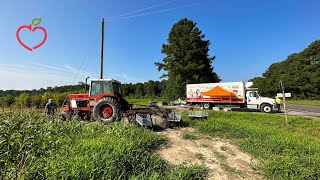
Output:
[261, 104, 272, 113]
[93, 97, 121, 123]
[203, 103, 211, 109]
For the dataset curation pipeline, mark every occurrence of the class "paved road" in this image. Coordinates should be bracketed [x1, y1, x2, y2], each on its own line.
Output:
[284, 104, 320, 118]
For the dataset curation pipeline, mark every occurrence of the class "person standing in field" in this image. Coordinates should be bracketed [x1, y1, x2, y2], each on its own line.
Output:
[45, 99, 55, 117]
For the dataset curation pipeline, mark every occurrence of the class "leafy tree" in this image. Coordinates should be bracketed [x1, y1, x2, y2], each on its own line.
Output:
[134, 83, 144, 98]
[155, 18, 220, 99]
[250, 40, 320, 99]
[31, 95, 41, 108]
[0, 95, 15, 107]
[41, 92, 51, 106]
[15, 93, 31, 108]
[144, 80, 156, 98]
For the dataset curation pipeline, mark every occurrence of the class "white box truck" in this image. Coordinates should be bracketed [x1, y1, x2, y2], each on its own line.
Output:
[186, 82, 279, 113]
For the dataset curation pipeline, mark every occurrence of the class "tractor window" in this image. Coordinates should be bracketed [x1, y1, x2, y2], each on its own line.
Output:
[90, 81, 120, 96]
[103, 81, 111, 93]
[91, 81, 103, 96]
[113, 83, 121, 94]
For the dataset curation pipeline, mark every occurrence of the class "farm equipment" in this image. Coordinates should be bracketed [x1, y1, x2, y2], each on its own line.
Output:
[60, 79, 131, 123]
[136, 114, 153, 128]
[60, 82, 173, 127]
[188, 111, 209, 120]
[59, 18, 174, 127]
[167, 111, 182, 126]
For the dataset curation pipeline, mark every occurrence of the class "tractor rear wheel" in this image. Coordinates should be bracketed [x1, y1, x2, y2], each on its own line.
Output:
[93, 97, 121, 123]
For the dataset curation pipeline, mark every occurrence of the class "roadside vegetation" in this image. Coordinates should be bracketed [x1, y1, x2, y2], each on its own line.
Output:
[184, 111, 320, 179]
[286, 99, 320, 106]
[251, 40, 320, 99]
[0, 112, 206, 179]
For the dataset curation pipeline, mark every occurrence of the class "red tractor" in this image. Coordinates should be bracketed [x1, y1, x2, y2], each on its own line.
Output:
[60, 79, 131, 123]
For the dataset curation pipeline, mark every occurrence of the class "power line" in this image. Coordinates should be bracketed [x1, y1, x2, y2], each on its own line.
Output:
[71, 27, 101, 85]
[107, 0, 179, 20]
[82, 33, 101, 74]
[106, 2, 200, 22]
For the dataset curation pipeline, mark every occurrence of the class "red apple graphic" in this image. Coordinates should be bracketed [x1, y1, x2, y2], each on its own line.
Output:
[16, 18, 47, 51]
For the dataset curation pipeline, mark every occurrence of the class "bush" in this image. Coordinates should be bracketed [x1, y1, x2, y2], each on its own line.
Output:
[194, 111, 320, 179]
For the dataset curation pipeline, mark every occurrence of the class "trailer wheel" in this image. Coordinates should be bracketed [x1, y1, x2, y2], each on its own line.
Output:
[93, 97, 121, 123]
[203, 103, 211, 109]
[261, 104, 272, 113]
[59, 112, 67, 121]
[121, 99, 132, 111]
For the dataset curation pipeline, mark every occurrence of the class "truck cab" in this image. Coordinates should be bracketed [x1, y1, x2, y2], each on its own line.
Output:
[246, 89, 279, 113]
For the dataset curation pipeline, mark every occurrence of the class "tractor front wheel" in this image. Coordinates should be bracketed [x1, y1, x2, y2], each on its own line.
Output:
[93, 97, 121, 123]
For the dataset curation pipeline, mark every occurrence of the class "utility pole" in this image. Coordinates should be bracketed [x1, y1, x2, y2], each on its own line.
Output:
[280, 80, 288, 124]
[100, 18, 104, 79]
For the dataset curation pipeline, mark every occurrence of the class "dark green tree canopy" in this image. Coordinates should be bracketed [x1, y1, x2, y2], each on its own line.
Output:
[250, 40, 320, 99]
[155, 18, 220, 99]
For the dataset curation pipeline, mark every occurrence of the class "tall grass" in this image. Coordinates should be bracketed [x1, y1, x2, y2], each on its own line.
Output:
[192, 111, 320, 179]
[0, 111, 206, 179]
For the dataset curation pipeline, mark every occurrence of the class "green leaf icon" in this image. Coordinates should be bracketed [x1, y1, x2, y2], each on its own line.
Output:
[32, 18, 42, 26]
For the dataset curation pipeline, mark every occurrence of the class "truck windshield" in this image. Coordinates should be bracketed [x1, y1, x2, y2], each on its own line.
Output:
[249, 91, 260, 98]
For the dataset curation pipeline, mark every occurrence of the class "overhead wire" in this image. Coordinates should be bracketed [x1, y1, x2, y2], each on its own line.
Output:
[81, 32, 101, 78]
[107, 0, 179, 20]
[60, 28, 101, 108]
[71, 28, 101, 85]
[106, 2, 200, 22]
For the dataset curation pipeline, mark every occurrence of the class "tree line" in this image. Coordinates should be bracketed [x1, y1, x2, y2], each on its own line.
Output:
[0, 81, 169, 108]
[0, 84, 84, 108]
[250, 40, 320, 99]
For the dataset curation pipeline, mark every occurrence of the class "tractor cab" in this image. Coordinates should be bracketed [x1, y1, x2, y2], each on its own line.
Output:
[89, 79, 122, 97]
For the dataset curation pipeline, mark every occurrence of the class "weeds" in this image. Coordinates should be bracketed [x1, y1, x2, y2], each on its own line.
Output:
[195, 153, 205, 161]
[220, 145, 228, 151]
[221, 164, 244, 177]
[0, 111, 206, 179]
[194, 111, 320, 179]
[181, 132, 199, 140]
[214, 151, 227, 162]
[200, 143, 209, 148]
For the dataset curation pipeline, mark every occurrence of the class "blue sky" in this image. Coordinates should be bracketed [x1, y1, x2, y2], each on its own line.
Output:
[0, 0, 319, 90]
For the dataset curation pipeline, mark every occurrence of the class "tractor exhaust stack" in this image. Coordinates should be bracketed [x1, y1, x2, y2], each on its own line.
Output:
[100, 18, 104, 79]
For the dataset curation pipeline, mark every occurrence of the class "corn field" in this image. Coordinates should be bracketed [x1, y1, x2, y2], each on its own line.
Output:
[0, 111, 206, 179]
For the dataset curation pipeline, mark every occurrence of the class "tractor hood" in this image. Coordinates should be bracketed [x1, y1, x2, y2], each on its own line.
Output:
[68, 94, 89, 99]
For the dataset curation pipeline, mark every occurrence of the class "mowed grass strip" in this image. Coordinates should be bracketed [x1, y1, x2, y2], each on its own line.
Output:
[189, 111, 320, 179]
[0, 112, 206, 179]
[286, 99, 320, 106]
[126, 98, 169, 105]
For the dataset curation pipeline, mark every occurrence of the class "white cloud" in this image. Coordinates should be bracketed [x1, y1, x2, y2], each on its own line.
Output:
[0, 63, 146, 90]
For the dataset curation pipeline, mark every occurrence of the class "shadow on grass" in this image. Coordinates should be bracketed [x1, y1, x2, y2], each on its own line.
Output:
[231, 108, 282, 114]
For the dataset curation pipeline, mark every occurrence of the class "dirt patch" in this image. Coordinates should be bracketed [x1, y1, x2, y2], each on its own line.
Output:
[156, 128, 263, 180]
